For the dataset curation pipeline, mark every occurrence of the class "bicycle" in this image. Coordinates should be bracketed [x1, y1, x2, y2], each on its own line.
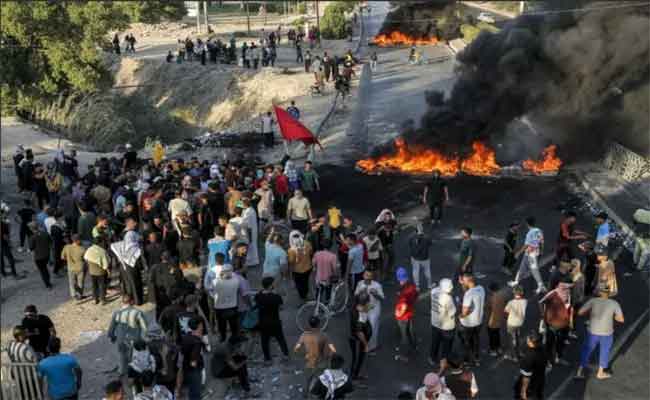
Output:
[296, 277, 349, 332]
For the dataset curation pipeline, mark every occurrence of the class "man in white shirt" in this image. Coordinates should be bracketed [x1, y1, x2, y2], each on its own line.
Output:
[509, 216, 546, 294]
[261, 111, 275, 148]
[287, 190, 312, 233]
[459, 273, 485, 366]
[354, 270, 384, 352]
[430, 278, 456, 372]
[168, 190, 192, 234]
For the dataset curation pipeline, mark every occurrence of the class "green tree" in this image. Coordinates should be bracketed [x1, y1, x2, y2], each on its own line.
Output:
[1, 1, 128, 104]
[115, 1, 187, 24]
[321, 2, 356, 40]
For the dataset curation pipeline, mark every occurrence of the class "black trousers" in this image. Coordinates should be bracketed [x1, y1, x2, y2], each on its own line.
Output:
[430, 326, 454, 361]
[293, 270, 311, 300]
[91, 275, 107, 303]
[1, 242, 17, 276]
[503, 249, 516, 272]
[121, 264, 144, 305]
[546, 326, 567, 363]
[428, 202, 443, 222]
[264, 131, 274, 148]
[215, 307, 240, 342]
[488, 327, 501, 352]
[35, 258, 51, 288]
[19, 224, 32, 247]
[260, 324, 289, 361]
[216, 363, 250, 391]
[349, 338, 366, 379]
[460, 325, 481, 363]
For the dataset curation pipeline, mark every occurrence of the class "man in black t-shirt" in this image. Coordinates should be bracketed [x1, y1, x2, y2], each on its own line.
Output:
[21, 305, 56, 357]
[514, 332, 546, 400]
[61, 150, 79, 185]
[178, 318, 205, 400]
[255, 276, 290, 364]
[423, 170, 449, 225]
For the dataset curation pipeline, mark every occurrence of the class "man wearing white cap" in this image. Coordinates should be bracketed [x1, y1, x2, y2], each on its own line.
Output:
[430, 278, 456, 372]
[415, 372, 456, 400]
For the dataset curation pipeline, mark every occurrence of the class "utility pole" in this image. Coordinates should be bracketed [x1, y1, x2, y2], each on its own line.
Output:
[315, 0, 320, 46]
[246, 2, 251, 34]
[203, 1, 209, 33]
[196, 1, 201, 33]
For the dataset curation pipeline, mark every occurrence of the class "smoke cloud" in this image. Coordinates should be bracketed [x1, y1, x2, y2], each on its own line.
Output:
[411, 2, 650, 158]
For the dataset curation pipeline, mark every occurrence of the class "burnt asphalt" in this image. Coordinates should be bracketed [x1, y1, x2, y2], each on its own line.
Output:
[288, 2, 650, 398]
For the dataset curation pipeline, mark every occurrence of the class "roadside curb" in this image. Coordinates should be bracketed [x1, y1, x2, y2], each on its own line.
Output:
[573, 170, 641, 247]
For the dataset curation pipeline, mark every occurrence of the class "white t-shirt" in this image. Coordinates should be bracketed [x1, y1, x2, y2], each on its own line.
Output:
[262, 115, 274, 133]
[505, 298, 528, 327]
[287, 196, 311, 221]
[431, 287, 456, 330]
[355, 280, 384, 311]
[362, 236, 383, 260]
[460, 285, 485, 328]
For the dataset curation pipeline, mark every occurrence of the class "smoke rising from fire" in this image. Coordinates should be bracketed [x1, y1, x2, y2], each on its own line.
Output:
[411, 2, 650, 157]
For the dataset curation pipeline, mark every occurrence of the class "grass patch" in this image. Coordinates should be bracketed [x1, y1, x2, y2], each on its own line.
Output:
[170, 106, 198, 125]
[460, 22, 500, 43]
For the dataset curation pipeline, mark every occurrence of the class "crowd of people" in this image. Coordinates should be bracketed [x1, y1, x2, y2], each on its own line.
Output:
[2, 132, 630, 400]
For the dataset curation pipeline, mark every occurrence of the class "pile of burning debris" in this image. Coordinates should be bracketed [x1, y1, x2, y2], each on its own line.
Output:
[371, 31, 439, 47]
[355, 138, 562, 178]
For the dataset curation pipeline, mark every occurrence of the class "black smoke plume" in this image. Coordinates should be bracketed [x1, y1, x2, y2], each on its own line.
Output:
[409, 1, 650, 158]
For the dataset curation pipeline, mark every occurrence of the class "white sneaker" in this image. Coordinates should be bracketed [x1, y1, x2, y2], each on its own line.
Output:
[508, 280, 518, 287]
[17, 247, 24, 253]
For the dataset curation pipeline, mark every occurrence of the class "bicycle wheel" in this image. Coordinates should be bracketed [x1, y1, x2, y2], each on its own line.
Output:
[296, 301, 330, 332]
[328, 280, 349, 315]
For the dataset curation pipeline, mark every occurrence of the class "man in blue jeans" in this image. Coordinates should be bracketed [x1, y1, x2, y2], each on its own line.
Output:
[37, 337, 83, 400]
[575, 283, 624, 380]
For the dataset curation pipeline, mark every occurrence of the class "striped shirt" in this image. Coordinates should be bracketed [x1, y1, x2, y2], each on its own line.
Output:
[8, 341, 38, 363]
[108, 306, 148, 344]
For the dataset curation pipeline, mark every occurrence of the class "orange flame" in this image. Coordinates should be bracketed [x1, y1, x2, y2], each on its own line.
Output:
[522, 145, 562, 174]
[460, 141, 501, 176]
[373, 31, 439, 46]
[356, 139, 562, 176]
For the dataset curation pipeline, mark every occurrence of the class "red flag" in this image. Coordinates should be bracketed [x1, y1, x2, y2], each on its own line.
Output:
[273, 106, 322, 149]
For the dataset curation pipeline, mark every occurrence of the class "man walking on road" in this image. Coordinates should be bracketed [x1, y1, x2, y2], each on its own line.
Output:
[261, 111, 275, 148]
[509, 217, 547, 295]
[354, 270, 384, 353]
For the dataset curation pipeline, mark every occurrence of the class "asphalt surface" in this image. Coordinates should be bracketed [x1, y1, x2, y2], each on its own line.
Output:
[298, 3, 650, 399]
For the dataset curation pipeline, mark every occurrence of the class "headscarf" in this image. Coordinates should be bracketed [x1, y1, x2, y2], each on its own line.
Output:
[289, 230, 305, 250]
[284, 160, 298, 182]
[396, 267, 408, 283]
[111, 231, 142, 268]
[423, 372, 442, 394]
[375, 209, 395, 224]
[319, 369, 348, 400]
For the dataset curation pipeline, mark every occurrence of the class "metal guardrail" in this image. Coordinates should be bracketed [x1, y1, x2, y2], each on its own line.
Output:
[1, 350, 44, 400]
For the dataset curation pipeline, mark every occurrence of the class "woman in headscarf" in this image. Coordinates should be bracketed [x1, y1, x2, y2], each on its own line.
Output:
[288, 229, 313, 301]
[111, 223, 145, 305]
[283, 160, 299, 193]
[241, 197, 260, 268]
[45, 162, 63, 208]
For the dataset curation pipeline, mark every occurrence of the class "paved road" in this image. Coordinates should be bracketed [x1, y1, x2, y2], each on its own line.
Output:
[318, 2, 650, 399]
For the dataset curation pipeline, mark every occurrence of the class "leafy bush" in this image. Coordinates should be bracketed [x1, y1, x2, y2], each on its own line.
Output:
[292, 16, 309, 28]
[297, 2, 307, 14]
[460, 22, 499, 43]
[321, 2, 355, 39]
